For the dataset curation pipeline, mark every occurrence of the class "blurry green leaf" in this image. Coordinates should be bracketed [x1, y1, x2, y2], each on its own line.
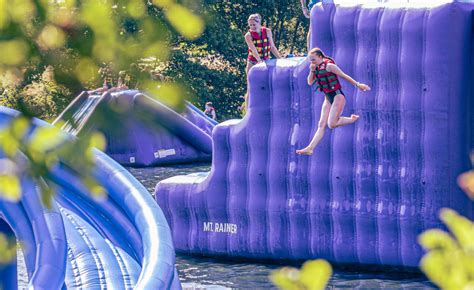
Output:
[270, 268, 301, 290]
[89, 132, 106, 151]
[39, 181, 54, 208]
[165, 4, 204, 40]
[127, 0, 146, 19]
[0, 0, 9, 29]
[152, 0, 173, 8]
[37, 25, 66, 50]
[418, 229, 457, 251]
[142, 80, 183, 108]
[29, 126, 65, 153]
[0, 130, 19, 157]
[439, 208, 474, 252]
[299, 260, 332, 290]
[143, 41, 170, 60]
[74, 58, 99, 84]
[419, 209, 474, 290]
[82, 176, 106, 199]
[0, 40, 29, 66]
[270, 260, 332, 290]
[0, 234, 17, 264]
[8, 0, 35, 25]
[0, 174, 21, 202]
[11, 117, 29, 139]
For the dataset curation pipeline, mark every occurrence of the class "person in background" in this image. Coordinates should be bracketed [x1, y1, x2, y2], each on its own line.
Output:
[300, 0, 321, 52]
[204, 102, 217, 120]
[244, 13, 282, 76]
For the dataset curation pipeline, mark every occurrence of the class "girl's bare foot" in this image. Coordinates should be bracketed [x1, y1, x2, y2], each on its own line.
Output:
[349, 114, 360, 124]
[296, 147, 314, 155]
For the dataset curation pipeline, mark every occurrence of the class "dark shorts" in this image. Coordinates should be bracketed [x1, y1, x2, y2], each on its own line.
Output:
[325, 89, 345, 104]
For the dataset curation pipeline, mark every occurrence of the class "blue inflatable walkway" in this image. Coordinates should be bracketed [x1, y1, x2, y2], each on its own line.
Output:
[0, 106, 181, 289]
[54, 90, 215, 167]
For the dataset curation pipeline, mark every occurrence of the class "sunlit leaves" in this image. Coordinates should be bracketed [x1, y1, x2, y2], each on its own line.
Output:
[164, 4, 204, 40]
[142, 80, 184, 108]
[5, 0, 36, 26]
[0, 115, 108, 206]
[74, 58, 100, 84]
[418, 208, 474, 290]
[0, 0, 204, 93]
[0, 159, 21, 202]
[37, 25, 66, 50]
[0, 234, 17, 264]
[127, 0, 146, 19]
[0, 0, 8, 29]
[270, 259, 332, 290]
[0, 40, 29, 66]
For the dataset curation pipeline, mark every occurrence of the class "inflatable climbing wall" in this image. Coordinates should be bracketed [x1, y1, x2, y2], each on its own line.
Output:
[155, 1, 473, 267]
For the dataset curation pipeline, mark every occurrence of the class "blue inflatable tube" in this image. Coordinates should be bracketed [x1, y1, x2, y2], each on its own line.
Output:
[93, 151, 178, 288]
[0, 106, 181, 289]
[51, 166, 143, 261]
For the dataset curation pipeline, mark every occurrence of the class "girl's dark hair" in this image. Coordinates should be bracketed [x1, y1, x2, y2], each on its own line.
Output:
[309, 47, 335, 63]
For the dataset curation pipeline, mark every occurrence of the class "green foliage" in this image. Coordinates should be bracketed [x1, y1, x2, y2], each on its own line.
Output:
[154, 0, 308, 120]
[418, 208, 474, 290]
[0, 116, 107, 207]
[0, 0, 204, 115]
[1, 66, 72, 120]
[270, 259, 332, 290]
[0, 234, 17, 265]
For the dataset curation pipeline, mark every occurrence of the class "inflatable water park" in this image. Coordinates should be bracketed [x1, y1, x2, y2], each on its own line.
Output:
[155, 1, 473, 267]
[0, 107, 181, 289]
[54, 89, 215, 167]
[0, 0, 473, 289]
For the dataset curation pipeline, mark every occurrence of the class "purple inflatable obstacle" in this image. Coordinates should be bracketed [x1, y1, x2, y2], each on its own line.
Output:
[54, 90, 214, 167]
[0, 107, 181, 289]
[155, 1, 474, 268]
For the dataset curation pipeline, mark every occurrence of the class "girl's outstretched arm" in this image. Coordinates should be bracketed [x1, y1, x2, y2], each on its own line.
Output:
[267, 29, 282, 58]
[326, 63, 371, 91]
[245, 33, 262, 62]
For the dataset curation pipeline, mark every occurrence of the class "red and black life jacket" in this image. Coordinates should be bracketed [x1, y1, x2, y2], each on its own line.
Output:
[247, 27, 271, 62]
[313, 58, 342, 93]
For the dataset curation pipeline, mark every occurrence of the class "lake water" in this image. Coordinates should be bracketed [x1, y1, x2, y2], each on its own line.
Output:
[16, 163, 436, 289]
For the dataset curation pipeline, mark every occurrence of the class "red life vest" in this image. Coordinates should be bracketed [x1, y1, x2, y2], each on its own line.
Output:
[313, 58, 342, 93]
[247, 27, 271, 62]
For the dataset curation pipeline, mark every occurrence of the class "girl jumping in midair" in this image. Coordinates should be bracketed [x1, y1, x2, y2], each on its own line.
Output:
[296, 47, 370, 155]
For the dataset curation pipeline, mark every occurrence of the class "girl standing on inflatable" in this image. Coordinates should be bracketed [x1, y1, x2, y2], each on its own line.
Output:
[245, 13, 282, 75]
[296, 47, 371, 155]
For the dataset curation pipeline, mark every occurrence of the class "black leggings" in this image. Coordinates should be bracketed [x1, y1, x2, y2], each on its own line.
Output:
[325, 89, 345, 104]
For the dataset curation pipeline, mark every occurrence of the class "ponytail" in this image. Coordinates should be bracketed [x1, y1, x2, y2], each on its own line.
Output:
[309, 47, 335, 63]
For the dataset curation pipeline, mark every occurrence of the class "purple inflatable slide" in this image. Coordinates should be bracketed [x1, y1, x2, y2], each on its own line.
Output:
[54, 90, 215, 167]
[155, 1, 473, 267]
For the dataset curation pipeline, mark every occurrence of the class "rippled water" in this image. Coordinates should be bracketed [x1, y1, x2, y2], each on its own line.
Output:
[16, 163, 436, 289]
